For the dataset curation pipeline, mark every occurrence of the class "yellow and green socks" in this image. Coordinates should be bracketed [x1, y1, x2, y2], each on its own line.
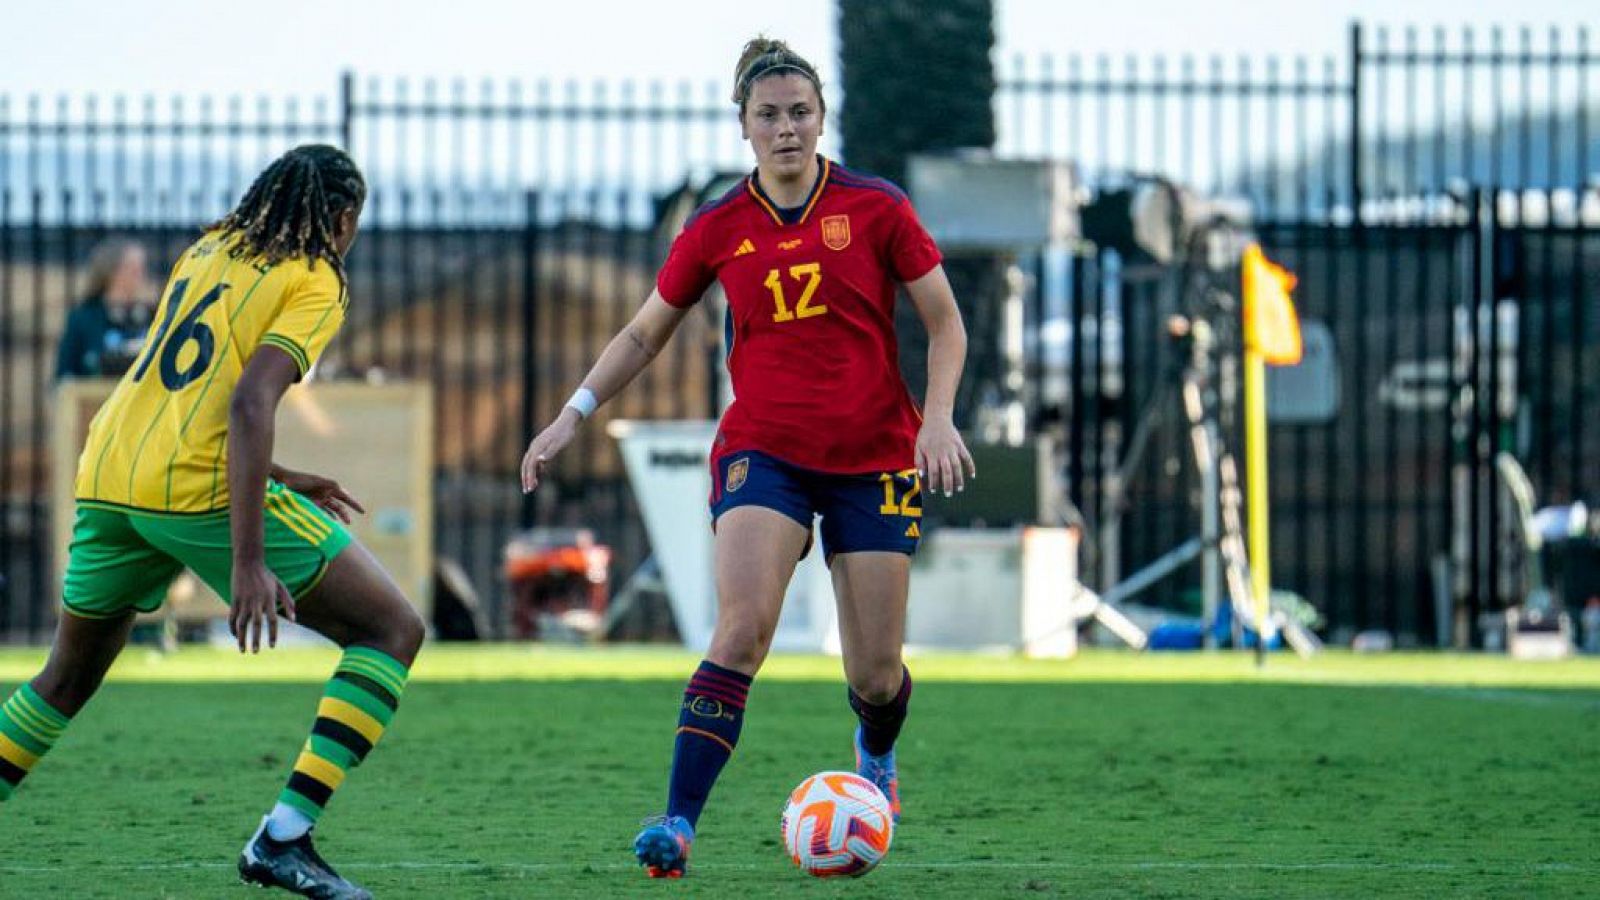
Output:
[0, 683, 72, 802]
[1, 652, 410, 819]
[271, 646, 409, 836]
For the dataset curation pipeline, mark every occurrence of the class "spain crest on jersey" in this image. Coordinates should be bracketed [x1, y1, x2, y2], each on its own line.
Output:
[821, 215, 851, 251]
[727, 457, 750, 492]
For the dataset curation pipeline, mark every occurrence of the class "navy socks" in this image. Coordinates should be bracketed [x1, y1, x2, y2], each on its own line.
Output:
[665, 660, 752, 828]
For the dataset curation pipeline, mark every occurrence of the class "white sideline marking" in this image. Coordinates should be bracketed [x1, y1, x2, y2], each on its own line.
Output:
[1406, 685, 1600, 711]
[0, 860, 1585, 875]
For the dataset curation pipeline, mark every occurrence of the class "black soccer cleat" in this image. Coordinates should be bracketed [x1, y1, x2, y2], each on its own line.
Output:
[238, 816, 373, 900]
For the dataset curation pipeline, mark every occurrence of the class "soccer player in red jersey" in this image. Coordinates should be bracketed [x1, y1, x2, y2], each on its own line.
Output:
[520, 37, 973, 878]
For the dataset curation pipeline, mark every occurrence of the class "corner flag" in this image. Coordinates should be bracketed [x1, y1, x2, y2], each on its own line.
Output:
[1242, 243, 1302, 366]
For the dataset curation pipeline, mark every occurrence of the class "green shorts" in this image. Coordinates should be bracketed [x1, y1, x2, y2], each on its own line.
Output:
[62, 482, 353, 619]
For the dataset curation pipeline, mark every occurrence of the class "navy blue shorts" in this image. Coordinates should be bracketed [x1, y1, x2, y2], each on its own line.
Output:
[709, 450, 922, 561]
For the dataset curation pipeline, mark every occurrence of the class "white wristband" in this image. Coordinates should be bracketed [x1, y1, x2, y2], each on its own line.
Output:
[566, 387, 598, 419]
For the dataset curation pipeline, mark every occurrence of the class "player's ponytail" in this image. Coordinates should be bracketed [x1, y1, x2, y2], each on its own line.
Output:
[212, 144, 366, 286]
[732, 37, 825, 115]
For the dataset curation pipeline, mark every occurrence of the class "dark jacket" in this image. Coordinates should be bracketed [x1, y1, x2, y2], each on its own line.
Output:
[54, 297, 153, 381]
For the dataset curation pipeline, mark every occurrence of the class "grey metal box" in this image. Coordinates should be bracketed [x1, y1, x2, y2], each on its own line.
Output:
[907, 154, 1080, 251]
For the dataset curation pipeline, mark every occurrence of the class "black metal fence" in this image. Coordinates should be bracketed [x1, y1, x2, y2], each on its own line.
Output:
[1030, 24, 1598, 645]
[0, 78, 747, 639]
[2, 22, 1596, 644]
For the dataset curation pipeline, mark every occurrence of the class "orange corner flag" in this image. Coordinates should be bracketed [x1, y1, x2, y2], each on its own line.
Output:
[1242, 244, 1303, 366]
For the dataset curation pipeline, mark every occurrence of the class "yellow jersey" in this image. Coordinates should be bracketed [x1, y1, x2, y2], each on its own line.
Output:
[75, 230, 347, 513]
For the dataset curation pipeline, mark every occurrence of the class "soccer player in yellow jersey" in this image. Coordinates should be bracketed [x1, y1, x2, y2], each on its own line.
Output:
[0, 145, 422, 900]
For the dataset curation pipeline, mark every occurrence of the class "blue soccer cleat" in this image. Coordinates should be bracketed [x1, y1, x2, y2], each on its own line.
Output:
[633, 814, 694, 878]
[854, 726, 901, 822]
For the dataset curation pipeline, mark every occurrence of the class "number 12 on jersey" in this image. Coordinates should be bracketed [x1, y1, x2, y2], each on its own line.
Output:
[879, 469, 922, 517]
[765, 263, 826, 323]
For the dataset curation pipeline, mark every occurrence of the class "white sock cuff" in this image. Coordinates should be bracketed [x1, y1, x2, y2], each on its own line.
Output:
[265, 802, 315, 842]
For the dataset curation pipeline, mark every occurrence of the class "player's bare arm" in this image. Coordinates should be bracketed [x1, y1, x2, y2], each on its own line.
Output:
[520, 290, 689, 492]
[226, 345, 302, 652]
[905, 264, 975, 497]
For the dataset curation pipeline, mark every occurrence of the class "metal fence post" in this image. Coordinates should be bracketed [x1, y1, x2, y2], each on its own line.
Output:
[520, 189, 541, 530]
[1349, 21, 1364, 224]
[339, 71, 354, 152]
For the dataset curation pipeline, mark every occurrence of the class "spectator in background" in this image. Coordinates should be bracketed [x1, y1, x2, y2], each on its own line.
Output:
[54, 239, 154, 380]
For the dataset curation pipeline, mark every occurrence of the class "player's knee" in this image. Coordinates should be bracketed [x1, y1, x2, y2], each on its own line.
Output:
[29, 668, 99, 718]
[353, 597, 424, 667]
[380, 604, 426, 666]
[707, 622, 773, 674]
[849, 660, 904, 705]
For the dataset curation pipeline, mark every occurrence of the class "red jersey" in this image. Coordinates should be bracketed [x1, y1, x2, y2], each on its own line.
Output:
[657, 157, 943, 474]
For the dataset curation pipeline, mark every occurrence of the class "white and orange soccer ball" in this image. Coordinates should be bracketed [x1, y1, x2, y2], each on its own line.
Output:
[779, 771, 895, 878]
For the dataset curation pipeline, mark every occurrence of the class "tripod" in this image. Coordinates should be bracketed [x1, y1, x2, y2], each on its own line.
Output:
[1074, 270, 1320, 657]
[1093, 313, 1255, 648]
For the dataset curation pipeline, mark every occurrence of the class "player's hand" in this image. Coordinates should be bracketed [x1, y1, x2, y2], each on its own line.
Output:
[915, 415, 976, 498]
[274, 468, 366, 523]
[521, 410, 580, 493]
[229, 560, 294, 654]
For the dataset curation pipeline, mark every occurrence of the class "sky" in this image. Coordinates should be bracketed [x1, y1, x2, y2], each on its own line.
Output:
[3, 0, 1593, 223]
[2, 0, 1594, 100]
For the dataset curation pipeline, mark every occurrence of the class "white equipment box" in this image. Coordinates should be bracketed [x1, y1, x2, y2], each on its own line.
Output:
[612, 420, 1085, 657]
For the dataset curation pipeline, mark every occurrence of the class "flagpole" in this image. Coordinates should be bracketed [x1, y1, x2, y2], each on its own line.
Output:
[1241, 244, 1300, 668]
[1245, 346, 1271, 668]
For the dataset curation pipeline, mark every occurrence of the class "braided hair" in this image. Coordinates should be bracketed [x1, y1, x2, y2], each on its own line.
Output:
[731, 37, 825, 116]
[212, 144, 366, 283]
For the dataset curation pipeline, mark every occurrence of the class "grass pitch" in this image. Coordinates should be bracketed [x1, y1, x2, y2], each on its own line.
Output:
[1, 646, 1597, 899]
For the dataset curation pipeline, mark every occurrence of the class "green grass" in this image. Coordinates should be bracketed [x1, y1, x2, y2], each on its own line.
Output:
[1, 646, 1598, 899]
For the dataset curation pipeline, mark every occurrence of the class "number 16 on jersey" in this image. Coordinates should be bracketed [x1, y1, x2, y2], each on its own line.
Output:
[133, 277, 228, 391]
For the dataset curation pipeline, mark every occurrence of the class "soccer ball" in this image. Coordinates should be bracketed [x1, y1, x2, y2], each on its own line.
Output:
[779, 771, 895, 877]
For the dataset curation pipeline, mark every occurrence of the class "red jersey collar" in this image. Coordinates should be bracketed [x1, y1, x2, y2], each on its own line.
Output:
[745, 156, 831, 227]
